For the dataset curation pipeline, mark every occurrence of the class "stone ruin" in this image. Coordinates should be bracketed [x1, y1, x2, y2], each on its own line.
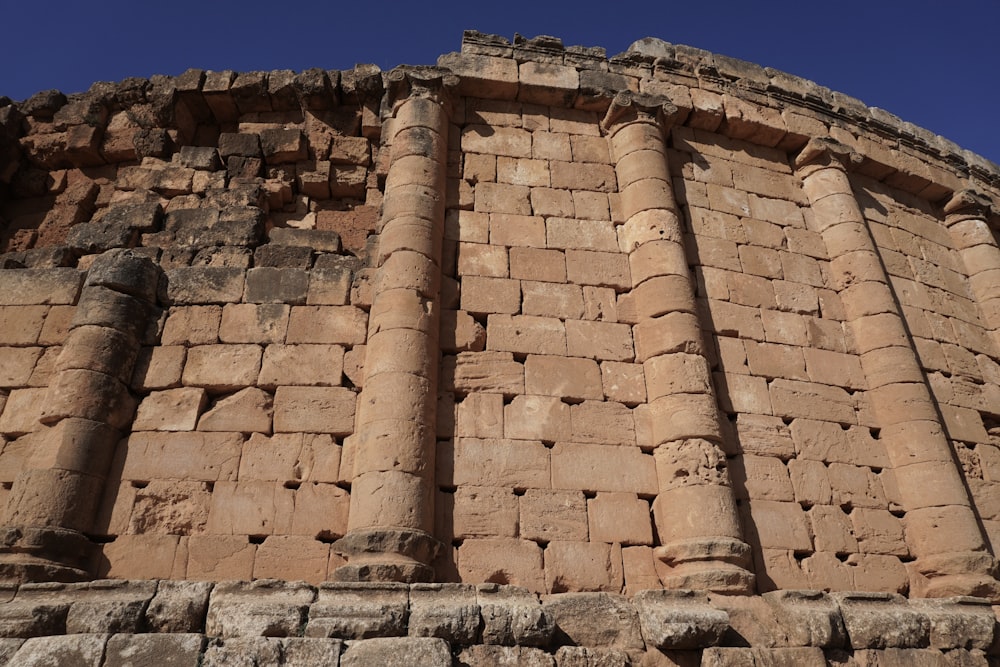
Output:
[0, 28, 998, 665]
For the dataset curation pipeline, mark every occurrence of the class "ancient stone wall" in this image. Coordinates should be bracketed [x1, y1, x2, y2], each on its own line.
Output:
[1, 29, 1000, 665]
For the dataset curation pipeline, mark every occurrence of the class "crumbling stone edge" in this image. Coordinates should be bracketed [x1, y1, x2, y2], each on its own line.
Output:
[0, 579, 996, 664]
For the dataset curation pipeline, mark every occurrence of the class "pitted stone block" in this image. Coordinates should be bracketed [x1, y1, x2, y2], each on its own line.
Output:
[460, 644, 555, 666]
[306, 582, 409, 639]
[103, 633, 205, 667]
[833, 591, 930, 649]
[280, 637, 344, 666]
[910, 597, 996, 650]
[63, 579, 157, 634]
[554, 645, 630, 666]
[633, 589, 728, 650]
[0, 583, 68, 638]
[202, 637, 282, 666]
[9, 633, 107, 665]
[340, 636, 452, 666]
[542, 592, 644, 651]
[477, 584, 554, 647]
[408, 583, 480, 645]
[145, 581, 212, 634]
[206, 580, 315, 638]
[762, 590, 846, 648]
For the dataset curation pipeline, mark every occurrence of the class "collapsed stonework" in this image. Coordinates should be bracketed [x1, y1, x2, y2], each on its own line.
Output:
[0, 28, 999, 664]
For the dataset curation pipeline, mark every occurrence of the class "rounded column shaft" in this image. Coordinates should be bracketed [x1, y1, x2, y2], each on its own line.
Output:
[796, 139, 1000, 600]
[603, 92, 754, 594]
[331, 69, 454, 583]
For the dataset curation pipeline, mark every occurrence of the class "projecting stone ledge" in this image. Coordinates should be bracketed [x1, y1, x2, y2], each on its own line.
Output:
[0, 580, 994, 664]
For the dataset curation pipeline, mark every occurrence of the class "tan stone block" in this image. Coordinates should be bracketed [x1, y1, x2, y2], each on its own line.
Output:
[441, 351, 522, 396]
[905, 505, 987, 555]
[703, 299, 765, 340]
[182, 344, 262, 392]
[631, 275, 696, 320]
[730, 455, 793, 501]
[647, 393, 724, 444]
[714, 373, 772, 415]
[456, 393, 504, 439]
[769, 379, 855, 424]
[566, 319, 634, 362]
[573, 191, 610, 222]
[544, 541, 623, 593]
[644, 352, 712, 401]
[582, 286, 617, 322]
[588, 492, 653, 546]
[240, 433, 340, 483]
[509, 247, 566, 283]
[518, 61, 579, 106]
[186, 535, 256, 581]
[0, 306, 45, 345]
[773, 281, 820, 316]
[551, 442, 657, 495]
[37, 305, 74, 345]
[802, 348, 865, 389]
[458, 538, 544, 593]
[520, 488, 587, 542]
[742, 500, 812, 551]
[98, 534, 182, 580]
[258, 344, 345, 388]
[487, 213, 547, 249]
[524, 355, 602, 401]
[162, 306, 222, 346]
[253, 536, 329, 583]
[131, 346, 186, 392]
[850, 508, 906, 556]
[288, 482, 349, 538]
[532, 131, 572, 161]
[788, 459, 833, 505]
[461, 124, 531, 158]
[457, 242, 509, 278]
[827, 463, 885, 509]
[219, 304, 289, 344]
[600, 361, 646, 405]
[550, 161, 616, 193]
[570, 401, 635, 446]
[343, 346, 365, 388]
[760, 309, 808, 346]
[198, 387, 273, 434]
[503, 395, 570, 442]
[808, 505, 858, 554]
[486, 314, 566, 356]
[546, 218, 618, 252]
[496, 157, 549, 188]
[0, 387, 47, 435]
[565, 250, 630, 290]
[521, 281, 583, 319]
[0, 346, 41, 387]
[461, 276, 521, 315]
[273, 386, 355, 435]
[121, 431, 243, 481]
[727, 273, 776, 310]
[570, 135, 611, 164]
[452, 486, 518, 538]
[549, 108, 600, 136]
[449, 437, 550, 489]
[206, 480, 294, 535]
[133, 387, 208, 431]
[530, 187, 574, 217]
[286, 306, 368, 345]
[622, 546, 662, 596]
[440, 310, 486, 354]
[474, 182, 532, 216]
[744, 341, 807, 381]
[734, 414, 794, 459]
[938, 403, 989, 443]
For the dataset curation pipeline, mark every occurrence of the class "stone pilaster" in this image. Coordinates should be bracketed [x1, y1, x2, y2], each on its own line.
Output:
[0, 249, 158, 582]
[603, 92, 755, 594]
[795, 138, 1000, 600]
[943, 189, 1000, 350]
[331, 68, 456, 583]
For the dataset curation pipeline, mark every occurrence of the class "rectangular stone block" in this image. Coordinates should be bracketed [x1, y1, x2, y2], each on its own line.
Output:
[258, 344, 345, 388]
[458, 539, 545, 594]
[448, 437, 550, 489]
[120, 431, 243, 481]
[164, 267, 245, 305]
[487, 314, 566, 356]
[182, 344, 262, 392]
[219, 303, 289, 344]
[286, 306, 368, 345]
[551, 442, 657, 495]
[273, 386, 356, 435]
[0, 268, 82, 305]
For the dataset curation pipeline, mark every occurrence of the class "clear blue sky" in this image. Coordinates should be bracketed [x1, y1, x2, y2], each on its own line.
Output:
[2, 0, 998, 166]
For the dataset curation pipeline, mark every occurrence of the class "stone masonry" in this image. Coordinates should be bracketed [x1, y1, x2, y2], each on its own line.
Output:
[0, 29, 1000, 665]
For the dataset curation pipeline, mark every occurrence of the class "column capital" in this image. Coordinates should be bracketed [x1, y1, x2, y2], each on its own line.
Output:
[601, 90, 678, 136]
[944, 188, 995, 218]
[794, 136, 862, 171]
[385, 66, 458, 111]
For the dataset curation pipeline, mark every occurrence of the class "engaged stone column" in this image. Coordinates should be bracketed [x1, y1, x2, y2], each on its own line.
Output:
[796, 138, 1000, 599]
[0, 249, 158, 582]
[332, 68, 455, 583]
[603, 92, 755, 594]
[944, 190, 1000, 348]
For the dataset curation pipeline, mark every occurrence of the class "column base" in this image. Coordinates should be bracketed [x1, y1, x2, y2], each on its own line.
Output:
[0, 525, 94, 583]
[331, 528, 440, 584]
[655, 537, 756, 594]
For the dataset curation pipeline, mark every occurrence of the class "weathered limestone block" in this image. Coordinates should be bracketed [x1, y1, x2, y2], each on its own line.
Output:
[61, 580, 157, 634]
[542, 592, 644, 651]
[633, 590, 728, 650]
[909, 598, 996, 650]
[206, 580, 315, 638]
[9, 633, 107, 665]
[833, 592, 930, 649]
[340, 637, 452, 667]
[408, 583, 480, 644]
[762, 590, 846, 648]
[201, 637, 282, 666]
[0, 268, 82, 306]
[103, 634, 204, 666]
[145, 580, 213, 633]
[306, 582, 409, 639]
[477, 584, 553, 647]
